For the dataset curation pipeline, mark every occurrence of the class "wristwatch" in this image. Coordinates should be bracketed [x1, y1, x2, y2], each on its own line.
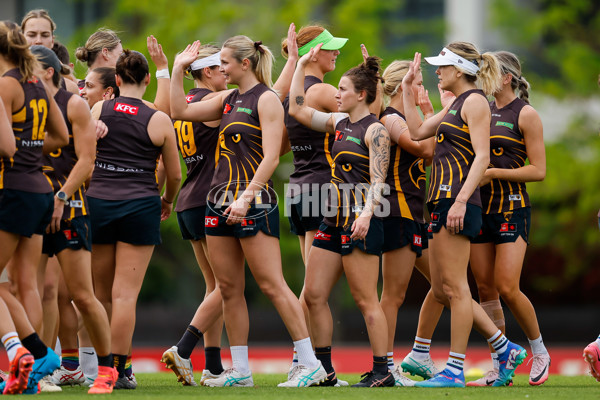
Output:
[56, 191, 69, 204]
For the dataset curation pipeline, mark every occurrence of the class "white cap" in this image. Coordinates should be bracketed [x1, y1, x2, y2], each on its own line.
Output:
[190, 51, 221, 71]
[425, 47, 480, 75]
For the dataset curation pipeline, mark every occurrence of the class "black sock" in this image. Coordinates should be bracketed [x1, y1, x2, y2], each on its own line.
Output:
[98, 354, 113, 368]
[315, 347, 334, 374]
[204, 347, 224, 375]
[176, 325, 202, 359]
[114, 354, 127, 378]
[373, 355, 388, 374]
[21, 333, 47, 359]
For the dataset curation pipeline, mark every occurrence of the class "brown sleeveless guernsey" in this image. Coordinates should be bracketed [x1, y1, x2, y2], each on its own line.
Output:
[208, 83, 277, 206]
[381, 106, 426, 223]
[87, 97, 160, 200]
[43, 88, 89, 219]
[428, 89, 486, 207]
[174, 88, 219, 211]
[481, 98, 530, 213]
[324, 114, 382, 228]
[0, 68, 52, 193]
[283, 76, 333, 197]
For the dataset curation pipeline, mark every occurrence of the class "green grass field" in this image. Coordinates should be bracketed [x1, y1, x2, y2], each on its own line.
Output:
[39, 373, 598, 399]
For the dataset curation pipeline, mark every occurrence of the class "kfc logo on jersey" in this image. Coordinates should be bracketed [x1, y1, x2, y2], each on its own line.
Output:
[413, 234, 422, 247]
[185, 95, 194, 103]
[314, 230, 331, 241]
[335, 130, 343, 141]
[223, 103, 233, 115]
[205, 217, 219, 227]
[114, 103, 139, 115]
[341, 235, 351, 244]
[500, 223, 516, 233]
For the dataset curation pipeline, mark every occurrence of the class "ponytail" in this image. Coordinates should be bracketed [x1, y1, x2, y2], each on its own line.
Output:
[223, 35, 273, 87]
[447, 41, 502, 96]
[494, 50, 530, 104]
[0, 21, 39, 82]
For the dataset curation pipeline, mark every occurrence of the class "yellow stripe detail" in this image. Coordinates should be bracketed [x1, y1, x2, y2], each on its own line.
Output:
[324, 132, 333, 166]
[393, 148, 411, 219]
[219, 122, 261, 134]
[445, 156, 452, 199]
[449, 152, 463, 182]
[12, 107, 26, 124]
[454, 141, 474, 156]
[440, 121, 470, 134]
[490, 135, 524, 145]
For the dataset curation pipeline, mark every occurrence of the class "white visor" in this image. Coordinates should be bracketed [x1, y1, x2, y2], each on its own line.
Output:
[190, 51, 221, 71]
[424, 47, 480, 75]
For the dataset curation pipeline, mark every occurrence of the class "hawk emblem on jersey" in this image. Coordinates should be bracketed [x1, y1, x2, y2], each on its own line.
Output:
[492, 147, 504, 156]
[503, 211, 513, 221]
[223, 103, 233, 114]
[409, 159, 427, 189]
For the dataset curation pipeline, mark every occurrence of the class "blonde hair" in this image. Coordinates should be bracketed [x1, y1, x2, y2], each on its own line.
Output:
[75, 28, 121, 67]
[382, 60, 411, 97]
[223, 35, 273, 87]
[0, 21, 39, 82]
[494, 51, 530, 104]
[21, 9, 56, 33]
[281, 25, 324, 58]
[187, 44, 220, 82]
[447, 41, 501, 96]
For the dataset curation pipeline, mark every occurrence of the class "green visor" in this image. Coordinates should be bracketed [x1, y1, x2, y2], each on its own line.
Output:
[298, 29, 348, 56]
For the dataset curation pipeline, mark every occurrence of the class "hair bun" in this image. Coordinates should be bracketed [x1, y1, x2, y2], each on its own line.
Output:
[75, 46, 89, 62]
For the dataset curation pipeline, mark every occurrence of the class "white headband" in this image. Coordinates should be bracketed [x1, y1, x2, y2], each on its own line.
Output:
[424, 47, 480, 75]
[190, 51, 221, 71]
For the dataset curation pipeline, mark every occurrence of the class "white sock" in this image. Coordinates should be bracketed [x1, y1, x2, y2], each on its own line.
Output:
[80, 347, 98, 380]
[54, 337, 61, 356]
[230, 346, 250, 375]
[491, 352, 499, 371]
[445, 352, 465, 375]
[411, 336, 431, 361]
[1, 332, 23, 362]
[528, 335, 548, 355]
[293, 337, 318, 368]
[387, 351, 394, 369]
[487, 330, 509, 354]
[292, 347, 298, 367]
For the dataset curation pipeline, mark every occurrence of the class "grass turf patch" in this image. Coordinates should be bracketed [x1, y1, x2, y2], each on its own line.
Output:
[43, 372, 598, 399]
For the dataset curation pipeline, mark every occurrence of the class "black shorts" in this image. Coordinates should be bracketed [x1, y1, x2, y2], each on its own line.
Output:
[421, 223, 431, 250]
[42, 216, 92, 256]
[427, 199, 482, 241]
[0, 189, 53, 237]
[312, 219, 383, 256]
[177, 205, 207, 240]
[205, 202, 279, 239]
[382, 217, 425, 257]
[88, 196, 161, 245]
[471, 207, 531, 245]
[286, 192, 324, 236]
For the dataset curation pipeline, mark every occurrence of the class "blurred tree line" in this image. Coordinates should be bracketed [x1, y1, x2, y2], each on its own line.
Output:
[63, 0, 599, 312]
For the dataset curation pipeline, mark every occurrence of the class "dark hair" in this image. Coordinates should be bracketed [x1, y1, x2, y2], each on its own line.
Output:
[115, 49, 148, 85]
[0, 20, 39, 82]
[52, 41, 70, 64]
[342, 56, 382, 104]
[92, 67, 119, 97]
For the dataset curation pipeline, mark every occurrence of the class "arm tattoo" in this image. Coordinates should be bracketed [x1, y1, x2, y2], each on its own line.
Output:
[364, 124, 390, 215]
[295, 96, 304, 106]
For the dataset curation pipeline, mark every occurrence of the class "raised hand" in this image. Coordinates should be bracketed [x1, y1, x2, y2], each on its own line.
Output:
[402, 52, 421, 91]
[286, 23, 298, 62]
[360, 43, 369, 62]
[417, 85, 434, 117]
[439, 83, 456, 108]
[298, 42, 323, 68]
[173, 41, 201, 70]
[147, 35, 168, 70]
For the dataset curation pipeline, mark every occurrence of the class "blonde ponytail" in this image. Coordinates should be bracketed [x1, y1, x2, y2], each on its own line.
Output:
[447, 41, 501, 96]
[223, 35, 273, 87]
[0, 21, 39, 82]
